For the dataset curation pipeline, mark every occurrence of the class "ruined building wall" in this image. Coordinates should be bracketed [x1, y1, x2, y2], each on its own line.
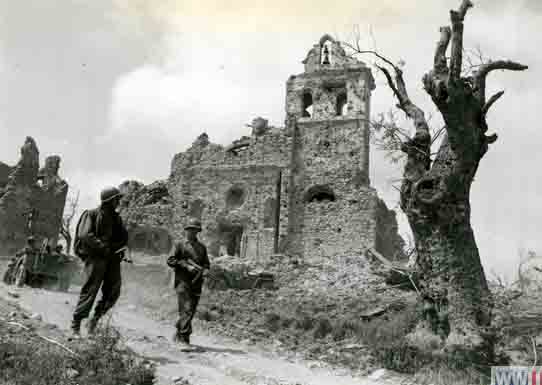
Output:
[174, 166, 281, 260]
[168, 127, 293, 260]
[119, 35, 406, 263]
[0, 162, 12, 187]
[0, 137, 68, 255]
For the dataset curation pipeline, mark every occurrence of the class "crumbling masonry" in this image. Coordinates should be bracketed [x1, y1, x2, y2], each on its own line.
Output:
[120, 35, 404, 262]
[0, 137, 68, 255]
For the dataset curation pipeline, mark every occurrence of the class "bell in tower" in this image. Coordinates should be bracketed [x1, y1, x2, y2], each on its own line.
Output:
[322, 44, 330, 65]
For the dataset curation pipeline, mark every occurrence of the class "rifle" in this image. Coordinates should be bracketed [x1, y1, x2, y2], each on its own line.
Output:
[184, 259, 218, 283]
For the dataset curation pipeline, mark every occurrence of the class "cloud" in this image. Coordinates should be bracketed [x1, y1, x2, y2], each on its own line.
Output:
[109, 64, 248, 144]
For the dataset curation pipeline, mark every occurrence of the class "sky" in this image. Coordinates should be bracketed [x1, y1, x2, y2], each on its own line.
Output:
[0, 0, 540, 280]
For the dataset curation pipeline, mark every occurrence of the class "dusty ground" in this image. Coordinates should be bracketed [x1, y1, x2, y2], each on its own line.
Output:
[118, 254, 417, 374]
[0, 263, 412, 385]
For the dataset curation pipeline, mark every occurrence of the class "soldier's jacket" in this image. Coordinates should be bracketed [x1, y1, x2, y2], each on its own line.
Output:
[167, 240, 210, 289]
[74, 207, 128, 260]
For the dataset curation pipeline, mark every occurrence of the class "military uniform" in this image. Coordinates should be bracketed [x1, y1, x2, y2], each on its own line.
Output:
[167, 222, 210, 344]
[71, 187, 128, 335]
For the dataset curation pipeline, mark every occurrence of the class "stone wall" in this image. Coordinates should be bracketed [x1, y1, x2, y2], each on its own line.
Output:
[0, 137, 68, 255]
[165, 125, 294, 261]
[301, 188, 379, 262]
[170, 164, 284, 260]
[169, 128, 291, 178]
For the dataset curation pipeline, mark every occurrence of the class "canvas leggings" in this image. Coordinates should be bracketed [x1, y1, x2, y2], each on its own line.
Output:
[72, 256, 121, 322]
[175, 282, 201, 341]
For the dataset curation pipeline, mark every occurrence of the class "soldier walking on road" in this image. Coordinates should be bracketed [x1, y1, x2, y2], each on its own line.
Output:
[167, 219, 210, 350]
[70, 186, 128, 337]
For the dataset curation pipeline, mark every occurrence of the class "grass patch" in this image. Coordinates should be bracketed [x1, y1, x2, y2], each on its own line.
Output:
[293, 314, 314, 331]
[412, 363, 489, 385]
[0, 320, 155, 385]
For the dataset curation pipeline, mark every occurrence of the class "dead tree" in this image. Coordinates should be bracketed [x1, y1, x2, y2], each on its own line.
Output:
[350, 0, 527, 352]
[60, 190, 80, 254]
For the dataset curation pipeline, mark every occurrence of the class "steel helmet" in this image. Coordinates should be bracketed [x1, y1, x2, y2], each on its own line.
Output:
[184, 218, 202, 232]
[100, 186, 122, 203]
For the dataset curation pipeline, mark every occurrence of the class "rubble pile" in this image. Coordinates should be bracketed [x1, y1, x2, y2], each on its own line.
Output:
[118, 180, 174, 256]
[192, 253, 416, 373]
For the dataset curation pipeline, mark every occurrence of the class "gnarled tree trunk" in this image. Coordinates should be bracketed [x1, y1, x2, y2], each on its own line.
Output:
[359, 0, 527, 354]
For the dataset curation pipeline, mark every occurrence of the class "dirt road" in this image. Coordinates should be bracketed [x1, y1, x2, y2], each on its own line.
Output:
[0, 281, 408, 385]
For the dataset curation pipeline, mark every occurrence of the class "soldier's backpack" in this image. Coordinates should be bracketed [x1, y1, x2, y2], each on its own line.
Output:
[73, 210, 90, 260]
[73, 209, 108, 260]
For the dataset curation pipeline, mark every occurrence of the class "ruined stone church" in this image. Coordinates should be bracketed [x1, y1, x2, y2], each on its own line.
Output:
[120, 35, 404, 262]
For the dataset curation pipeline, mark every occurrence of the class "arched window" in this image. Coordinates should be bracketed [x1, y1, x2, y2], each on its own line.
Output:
[304, 184, 336, 203]
[128, 226, 173, 255]
[188, 199, 204, 220]
[225, 185, 246, 209]
[302, 91, 313, 117]
[321, 41, 333, 65]
[336, 93, 347, 116]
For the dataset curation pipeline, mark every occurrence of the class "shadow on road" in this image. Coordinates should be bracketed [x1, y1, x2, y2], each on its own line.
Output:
[190, 344, 247, 355]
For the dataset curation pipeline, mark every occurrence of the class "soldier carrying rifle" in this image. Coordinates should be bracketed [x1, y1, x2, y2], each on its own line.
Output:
[167, 218, 211, 350]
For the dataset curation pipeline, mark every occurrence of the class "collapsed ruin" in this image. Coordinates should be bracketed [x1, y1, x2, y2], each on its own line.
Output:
[0, 137, 68, 255]
[120, 35, 405, 262]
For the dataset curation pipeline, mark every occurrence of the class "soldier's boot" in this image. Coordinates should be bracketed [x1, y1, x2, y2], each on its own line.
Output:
[174, 331, 192, 351]
[69, 319, 82, 340]
[87, 315, 101, 335]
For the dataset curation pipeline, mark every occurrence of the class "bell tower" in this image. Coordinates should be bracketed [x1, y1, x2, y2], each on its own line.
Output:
[285, 34, 376, 260]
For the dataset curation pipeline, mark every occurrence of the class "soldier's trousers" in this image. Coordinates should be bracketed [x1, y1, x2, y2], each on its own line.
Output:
[72, 256, 121, 322]
[175, 282, 201, 340]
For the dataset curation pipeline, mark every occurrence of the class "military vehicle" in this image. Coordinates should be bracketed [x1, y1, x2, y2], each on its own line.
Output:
[3, 239, 80, 292]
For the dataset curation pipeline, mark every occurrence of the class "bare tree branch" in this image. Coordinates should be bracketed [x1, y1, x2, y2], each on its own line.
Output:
[482, 90, 505, 115]
[375, 64, 405, 108]
[342, 43, 402, 73]
[346, 45, 432, 195]
[434, 27, 451, 74]
[457, 0, 474, 20]
[475, 60, 528, 103]
[462, 45, 490, 76]
[431, 125, 447, 145]
[449, 0, 473, 81]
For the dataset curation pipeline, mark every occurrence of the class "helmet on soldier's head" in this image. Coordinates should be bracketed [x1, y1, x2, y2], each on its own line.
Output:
[100, 186, 123, 203]
[27, 236, 35, 243]
[184, 219, 202, 232]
